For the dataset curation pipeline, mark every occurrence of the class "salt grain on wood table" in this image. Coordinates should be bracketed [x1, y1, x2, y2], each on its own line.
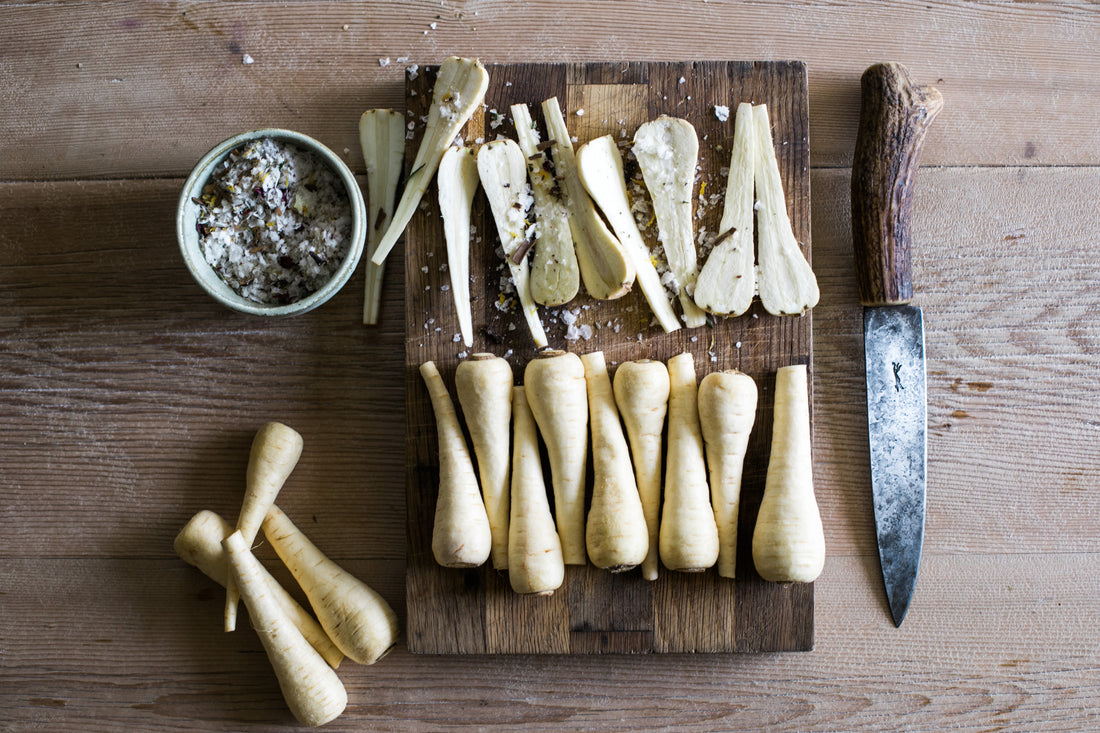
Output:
[1, 2, 1099, 732]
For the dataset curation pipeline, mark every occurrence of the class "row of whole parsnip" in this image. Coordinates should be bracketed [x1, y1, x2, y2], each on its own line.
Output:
[422, 351, 826, 595]
[174, 423, 399, 728]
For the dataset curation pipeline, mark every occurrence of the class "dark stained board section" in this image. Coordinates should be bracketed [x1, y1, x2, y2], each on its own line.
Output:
[403, 61, 813, 654]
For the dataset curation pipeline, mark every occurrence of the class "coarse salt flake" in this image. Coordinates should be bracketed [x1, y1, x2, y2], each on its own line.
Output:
[714, 105, 730, 122]
[242, 54, 254, 65]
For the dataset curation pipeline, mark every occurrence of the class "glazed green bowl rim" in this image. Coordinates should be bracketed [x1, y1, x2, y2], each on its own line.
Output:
[176, 128, 366, 317]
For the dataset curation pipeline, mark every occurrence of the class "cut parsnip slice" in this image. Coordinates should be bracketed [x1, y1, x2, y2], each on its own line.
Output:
[510, 103, 579, 307]
[541, 97, 634, 300]
[476, 139, 548, 348]
[576, 136, 681, 333]
[358, 109, 405, 325]
[695, 102, 756, 316]
[632, 116, 707, 328]
[438, 146, 480, 348]
[372, 56, 489, 266]
[753, 104, 820, 315]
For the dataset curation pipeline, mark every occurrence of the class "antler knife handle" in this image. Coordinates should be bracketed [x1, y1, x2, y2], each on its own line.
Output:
[851, 62, 943, 307]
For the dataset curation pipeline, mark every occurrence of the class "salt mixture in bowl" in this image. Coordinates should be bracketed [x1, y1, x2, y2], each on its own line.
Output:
[177, 129, 366, 316]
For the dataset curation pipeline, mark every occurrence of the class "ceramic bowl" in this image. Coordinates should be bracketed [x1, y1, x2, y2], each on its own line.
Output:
[176, 128, 365, 316]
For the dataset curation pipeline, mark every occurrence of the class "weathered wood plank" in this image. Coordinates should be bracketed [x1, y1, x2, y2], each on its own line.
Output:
[2, 1, 1099, 180]
[0, 554, 1097, 731]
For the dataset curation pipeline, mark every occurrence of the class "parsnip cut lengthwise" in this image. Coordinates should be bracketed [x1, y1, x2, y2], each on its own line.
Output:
[753, 104, 820, 316]
[477, 139, 548, 348]
[541, 97, 634, 301]
[695, 102, 756, 316]
[358, 109, 405, 325]
[372, 56, 489, 266]
[632, 116, 707, 328]
[510, 103, 580, 307]
[438, 146, 480, 348]
[576, 136, 681, 333]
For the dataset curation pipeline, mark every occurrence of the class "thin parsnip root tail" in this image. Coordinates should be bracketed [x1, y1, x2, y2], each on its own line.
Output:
[582, 351, 649, 572]
[752, 364, 825, 583]
[477, 139, 548, 347]
[541, 97, 634, 300]
[511, 102, 580, 307]
[420, 360, 493, 568]
[576, 135, 681, 332]
[523, 350, 589, 565]
[438, 145, 480, 348]
[659, 353, 719, 572]
[174, 510, 344, 668]
[359, 109, 406, 325]
[753, 104, 820, 316]
[632, 116, 707, 328]
[263, 505, 399, 665]
[508, 386, 565, 595]
[225, 421, 304, 632]
[372, 56, 490, 266]
[223, 530, 347, 727]
[698, 370, 758, 579]
[695, 102, 756, 316]
[612, 359, 670, 581]
[455, 353, 514, 570]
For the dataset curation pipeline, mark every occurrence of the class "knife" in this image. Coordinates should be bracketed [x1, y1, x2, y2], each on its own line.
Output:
[851, 62, 943, 627]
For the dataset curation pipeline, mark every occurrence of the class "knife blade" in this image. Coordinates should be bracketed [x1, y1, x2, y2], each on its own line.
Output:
[851, 62, 943, 627]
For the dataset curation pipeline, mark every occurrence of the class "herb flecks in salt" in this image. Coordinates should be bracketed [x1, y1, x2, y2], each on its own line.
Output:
[196, 137, 351, 305]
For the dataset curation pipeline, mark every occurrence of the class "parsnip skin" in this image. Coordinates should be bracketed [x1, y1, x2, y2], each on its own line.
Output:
[659, 353, 719, 572]
[508, 386, 565, 595]
[174, 510, 344, 668]
[420, 361, 493, 568]
[612, 360, 670, 581]
[698, 371, 759, 579]
[455, 354, 514, 570]
[226, 421, 304, 632]
[523, 350, 588, 565]
[752, 364, 825, 583]
[582, 352, 649, 572]
[223, 531, 347, 728]
[263, 506, 399, 666]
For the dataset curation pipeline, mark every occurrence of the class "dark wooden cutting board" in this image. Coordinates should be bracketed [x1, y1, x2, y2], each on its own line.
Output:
[402, 61, 813, 654]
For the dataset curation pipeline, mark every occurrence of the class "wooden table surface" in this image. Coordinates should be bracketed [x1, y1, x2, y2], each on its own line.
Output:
[2, 2, 1098, 731]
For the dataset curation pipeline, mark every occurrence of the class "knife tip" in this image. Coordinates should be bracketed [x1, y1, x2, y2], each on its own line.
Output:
[889, 595, 911, 627]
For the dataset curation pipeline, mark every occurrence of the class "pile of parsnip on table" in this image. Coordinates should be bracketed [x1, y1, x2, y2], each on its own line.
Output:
[174, 423, 399, 728]
[421, 352, 826, 595]
[361, 56, 819, 339]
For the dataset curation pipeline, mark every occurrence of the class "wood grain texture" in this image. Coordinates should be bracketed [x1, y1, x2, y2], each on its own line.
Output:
[3, 0, 1100, 723]
[403, 61, 813, 654]
[2, 1, 1100, 181]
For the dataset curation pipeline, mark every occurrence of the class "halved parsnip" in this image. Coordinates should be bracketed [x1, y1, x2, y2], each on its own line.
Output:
[510, 103, 579, 307]
[438, 145, 480, 348]
[477, 139, 548, 348]
[359, 109, 406, 325]
[541, 97, 635, 300]
[695, 102, 756, 316]
[372, 56, 489, 266]
[753, 104, 819, 316]
[633, 116, 707, 328]
[576, 136, 681, 333]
